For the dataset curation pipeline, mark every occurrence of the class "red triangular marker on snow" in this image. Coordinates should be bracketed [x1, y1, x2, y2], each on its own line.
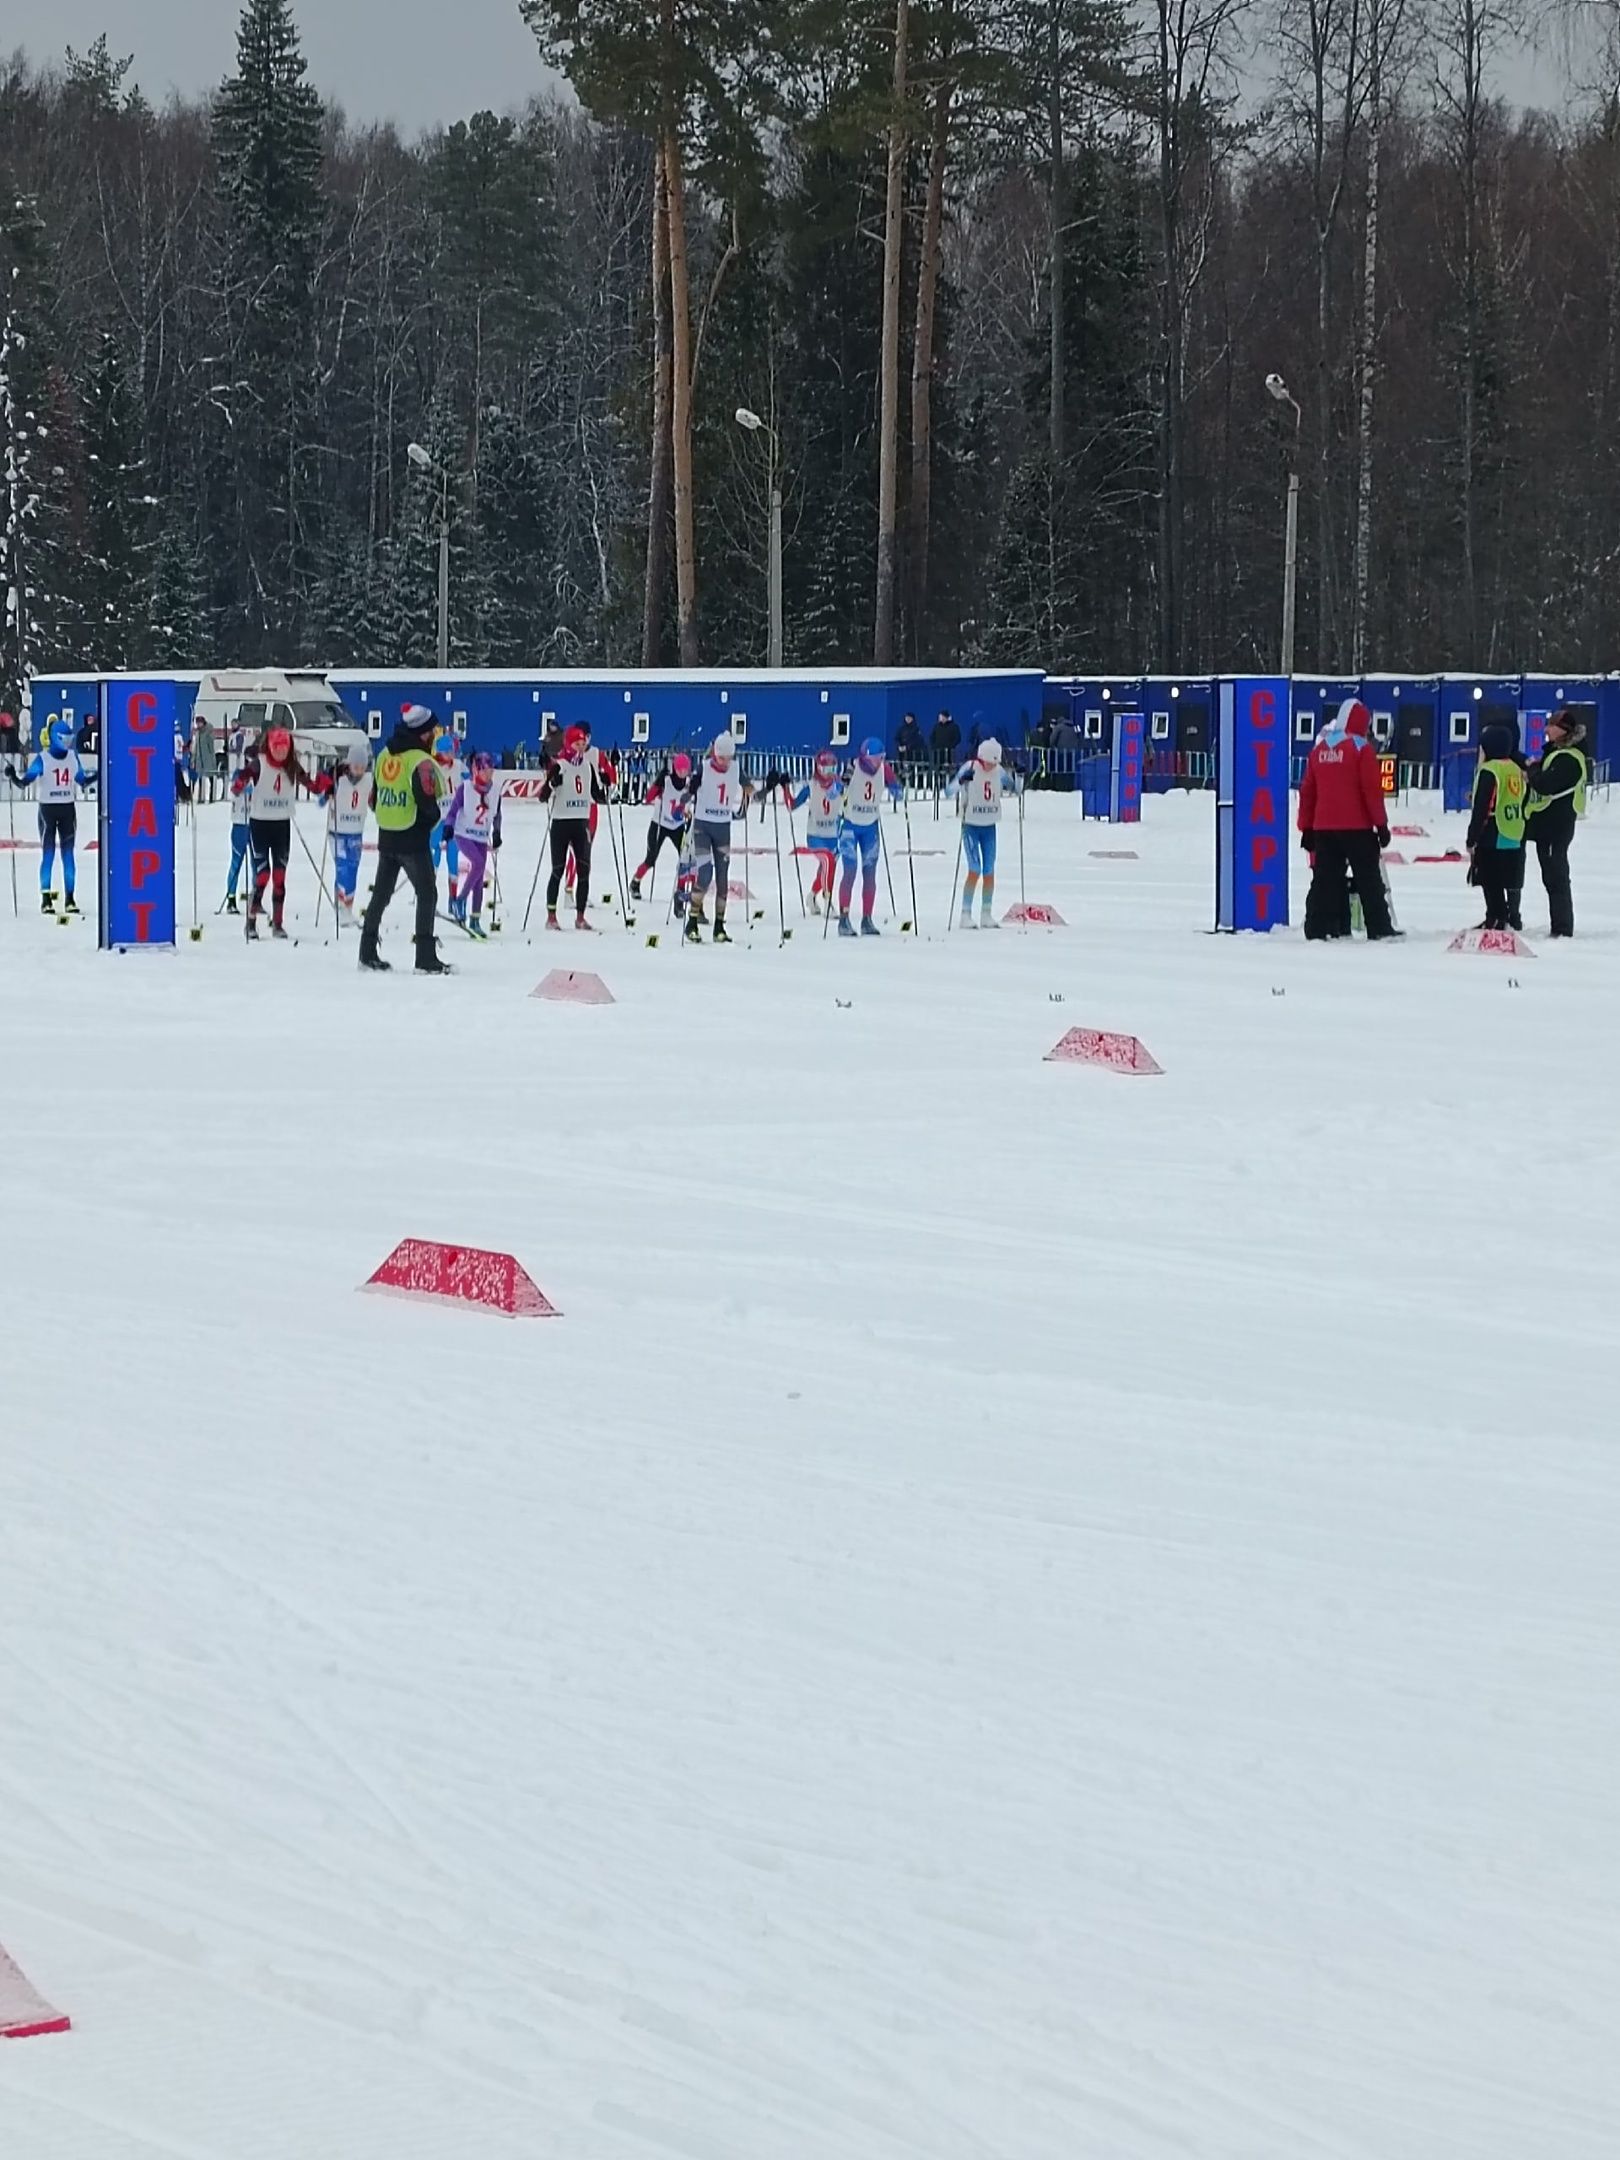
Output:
[1045, 1028, 1162, 1075]
[1391, 825, 1428, 837]
[1381, 851, 1408, 865]
[0, 1945, 70, 2039]
[531, 970, 614, 1005]
[1447, 928, 1535, 957]
[1003, 903, 1066, 926]
[362, 1240, 561, 1318]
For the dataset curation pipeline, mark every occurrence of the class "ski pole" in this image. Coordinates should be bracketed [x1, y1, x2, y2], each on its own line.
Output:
[314, 816, 331, 931]
[1016, 775, 1026, 915]
[616, 797, 635, 921]
[6, 776, 18, 918]
[190, 789, 200, 935]
[783, 784, 807, 916]
[771, 784, 789, 943]
[946, 817, 965, 931]
[824, 821, 845, 940]
[880, 804, 899, 920]
[522, 799, 555, 932]
[291, 812, 339, 915]
[901, 788, 920, 936]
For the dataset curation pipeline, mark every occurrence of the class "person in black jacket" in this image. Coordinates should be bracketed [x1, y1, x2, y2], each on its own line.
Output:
[1524, 708, 1588, 939]
[359, 705, 450, 974]
[929, 710, 961, 775]
[893, 711, 926, 785]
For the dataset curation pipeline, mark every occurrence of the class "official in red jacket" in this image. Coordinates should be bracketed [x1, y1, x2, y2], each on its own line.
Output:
[1297, 700, 1399, 941]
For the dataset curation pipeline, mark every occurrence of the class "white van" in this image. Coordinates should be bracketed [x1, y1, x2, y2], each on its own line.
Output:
[194, 671, 364, 763]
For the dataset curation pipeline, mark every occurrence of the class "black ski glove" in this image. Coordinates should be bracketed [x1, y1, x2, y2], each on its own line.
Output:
[1375, 825, 1391, 850]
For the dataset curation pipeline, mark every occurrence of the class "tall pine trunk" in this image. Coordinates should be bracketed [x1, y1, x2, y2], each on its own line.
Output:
[906, 73, 952, 659]
[874, 0, 910, 665]
[665, 124, 700, 667]
[642, 139, 674, 668]
[1048, 0, 1065, 466]
[1352, 86, 1381, 672]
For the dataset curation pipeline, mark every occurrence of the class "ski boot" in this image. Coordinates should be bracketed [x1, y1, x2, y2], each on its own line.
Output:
[575, 912, 595, 933]
[358, 944, 391, 972]
[448, 891, 467, 927]
[712, 919, 732, 945]
[838, 912, 857, 938]
[684, 904, 706, 945]
[546, 909, 563, 932]
[225, 894, 240, 917]
[630, 876, 643, 901]
[40, 890, 56, 915]
[980, 905, 999, 930]
[959, 907, 975, 930]
[415, 940, 452, 976]
[63, 895, 80, 916]
[245, 907, 261, 941]
[467, 913, 487, 941]
[860, 915, 880, 937]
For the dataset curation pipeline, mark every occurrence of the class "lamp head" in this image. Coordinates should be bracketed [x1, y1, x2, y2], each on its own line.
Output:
[407, 442, 433, 470]
[735, 407, 764, 432]
[1264, 374, 1292, 406]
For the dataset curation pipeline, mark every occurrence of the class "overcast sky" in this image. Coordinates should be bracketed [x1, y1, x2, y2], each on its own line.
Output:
[6, 0, 551, 136]
[3, 0, 1571, 133]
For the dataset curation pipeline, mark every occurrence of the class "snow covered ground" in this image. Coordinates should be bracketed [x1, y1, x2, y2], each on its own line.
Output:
[3, 787, 1619, 2159]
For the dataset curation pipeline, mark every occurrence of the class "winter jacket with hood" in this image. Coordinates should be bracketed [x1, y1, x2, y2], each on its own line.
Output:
[1298, 700, 1387, 834]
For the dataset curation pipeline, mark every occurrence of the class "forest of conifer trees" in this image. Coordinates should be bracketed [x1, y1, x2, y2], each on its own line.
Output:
[3, 0, 1619, 715]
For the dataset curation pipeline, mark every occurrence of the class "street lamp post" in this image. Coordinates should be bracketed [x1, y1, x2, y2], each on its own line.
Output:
[1264, 375, 1303, 679]
[407, 441, 451, 673]
[735, 407, 783, 670]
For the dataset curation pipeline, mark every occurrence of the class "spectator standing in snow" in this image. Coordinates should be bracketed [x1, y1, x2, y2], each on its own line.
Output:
[1466, 720, 1529, 934]
[1297, 699, 1399, 942]
[929, 710, 961, 777]
[1524, 708, 1587, 939]
[359, 705, 451, 974]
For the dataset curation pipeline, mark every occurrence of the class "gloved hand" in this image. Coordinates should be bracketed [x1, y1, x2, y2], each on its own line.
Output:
[1299, 829, 1316, 854]
[1375, 825, 1390, 850]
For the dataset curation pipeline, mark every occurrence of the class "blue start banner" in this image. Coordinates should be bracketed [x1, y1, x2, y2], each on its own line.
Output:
[1216, 676, 1289, 932]
[99, 677, 178, 949]
[1110, 709, 1145, 824]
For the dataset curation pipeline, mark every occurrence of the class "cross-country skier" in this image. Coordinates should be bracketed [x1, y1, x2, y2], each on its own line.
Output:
[631, 752, 693, 898]
[231, 723, 330, 940]
[785, 748, 843, 913]
[542, 726, 609, 931]
[441, 750, 503, 938]
[835, 736, 900, 938]
[950, 737, 1017, 929]
[328, 740, 373, 921]
[564, 719, 619, 905]
[428, 730, 463, 906]
[683, 731, 750, 944]
[222, 730, 255, 915]
[5, 716, 96, 916]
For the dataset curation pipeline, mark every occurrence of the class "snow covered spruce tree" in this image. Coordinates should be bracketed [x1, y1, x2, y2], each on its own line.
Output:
[0, 194, 77, 713]
[211, 0, 323, 655]
[80, 333, 155, 668]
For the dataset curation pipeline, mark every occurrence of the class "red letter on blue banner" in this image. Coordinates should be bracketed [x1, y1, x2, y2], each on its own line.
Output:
[99, 678, 178, 949]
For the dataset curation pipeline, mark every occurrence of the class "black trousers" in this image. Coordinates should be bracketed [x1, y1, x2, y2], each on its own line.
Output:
[248, 818, 292, 921]
[362, 839, 436, 956]
[1533, 831, 1574, 937]
[1475, 849, 1525, 931]
[1305, 829, 1395, 940]
[547, 821, 592, 912]
[638, 822, 682, 875]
